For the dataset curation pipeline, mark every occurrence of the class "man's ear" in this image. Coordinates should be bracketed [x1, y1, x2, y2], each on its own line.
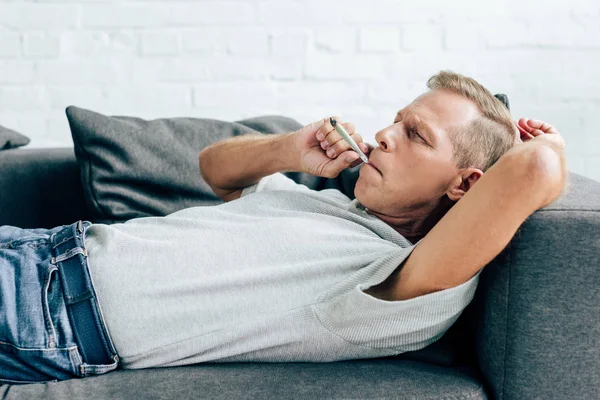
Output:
[447, 168, 484, 201]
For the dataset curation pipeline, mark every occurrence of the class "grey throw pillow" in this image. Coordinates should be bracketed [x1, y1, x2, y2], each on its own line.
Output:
[0, 125, 30, 150]
[65, 106, 359, 224]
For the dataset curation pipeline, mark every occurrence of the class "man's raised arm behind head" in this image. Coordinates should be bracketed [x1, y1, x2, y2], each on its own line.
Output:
[373, 128, 567, 301]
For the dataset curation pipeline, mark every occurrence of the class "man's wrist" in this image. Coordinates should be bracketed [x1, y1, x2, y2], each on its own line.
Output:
[276, 131, 302, 172]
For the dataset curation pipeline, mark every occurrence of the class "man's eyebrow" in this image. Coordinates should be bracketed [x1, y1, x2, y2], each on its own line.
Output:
[414, 117, 437, 145]
[397, 111, 438, 146]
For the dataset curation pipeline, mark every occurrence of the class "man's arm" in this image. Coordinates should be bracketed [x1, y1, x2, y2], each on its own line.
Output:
[199, 117, 369, 202]
[199, 133, 298, 202]
[380, 139, 567, 301]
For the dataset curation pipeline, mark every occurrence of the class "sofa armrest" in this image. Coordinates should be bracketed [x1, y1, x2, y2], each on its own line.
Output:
[473, 173, 600, 400]
[0, 147, 91, 228]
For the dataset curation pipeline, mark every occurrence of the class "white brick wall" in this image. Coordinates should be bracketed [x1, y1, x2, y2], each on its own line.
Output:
[0, 0, 598, 181]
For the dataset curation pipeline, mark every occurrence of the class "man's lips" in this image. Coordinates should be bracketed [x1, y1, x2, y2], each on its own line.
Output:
[366, 160, 381, 174]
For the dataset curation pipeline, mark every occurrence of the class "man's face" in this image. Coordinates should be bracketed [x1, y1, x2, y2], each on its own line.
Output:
[355, 89, 480, 217]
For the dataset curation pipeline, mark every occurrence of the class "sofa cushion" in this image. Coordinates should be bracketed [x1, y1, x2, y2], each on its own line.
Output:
[0, 125, 30, 150]
[65, 106, 359, 224]
[0, 360, 487, 400]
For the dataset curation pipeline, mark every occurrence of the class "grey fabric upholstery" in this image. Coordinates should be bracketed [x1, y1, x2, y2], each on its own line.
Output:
[473, 173, 600, 400]
[0, 360, 487, 400]
[0, 148, 90, 229]
[0, 125, 30, 150]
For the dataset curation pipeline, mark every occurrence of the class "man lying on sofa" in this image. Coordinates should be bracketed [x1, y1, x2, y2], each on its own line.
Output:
[0, 71, 567, 384]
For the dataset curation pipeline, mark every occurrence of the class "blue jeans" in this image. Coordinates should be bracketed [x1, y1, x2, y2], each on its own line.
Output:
[0, 221, 119, 384]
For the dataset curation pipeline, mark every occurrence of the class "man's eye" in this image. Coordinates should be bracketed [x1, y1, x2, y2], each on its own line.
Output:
[407, 127, 424, 141]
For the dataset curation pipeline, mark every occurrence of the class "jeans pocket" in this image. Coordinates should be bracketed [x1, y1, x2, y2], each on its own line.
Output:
[4, 235, 49, 249]
[42, 267, 59, 347]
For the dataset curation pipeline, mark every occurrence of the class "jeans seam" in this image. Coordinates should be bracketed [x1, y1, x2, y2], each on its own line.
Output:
[0, 340, 78, 352]
[42, 267, 59, 347]
[68, 347, 84, 377]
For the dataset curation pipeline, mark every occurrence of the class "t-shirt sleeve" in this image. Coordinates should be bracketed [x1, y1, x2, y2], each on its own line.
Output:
[313, 269, 482, 353]
[241, 172, 311, 198]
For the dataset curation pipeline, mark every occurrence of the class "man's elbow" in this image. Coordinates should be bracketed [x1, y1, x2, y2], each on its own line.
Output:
[526, 143, 568, 208]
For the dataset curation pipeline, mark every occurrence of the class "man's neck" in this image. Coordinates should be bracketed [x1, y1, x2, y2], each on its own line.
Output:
[365, 196, 455, 243]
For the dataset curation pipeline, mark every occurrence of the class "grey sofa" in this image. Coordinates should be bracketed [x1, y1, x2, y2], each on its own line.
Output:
[0, 147, 598, 400]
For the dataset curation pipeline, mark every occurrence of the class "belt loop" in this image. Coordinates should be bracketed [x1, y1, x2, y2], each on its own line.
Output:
[77, 220, 83, 234]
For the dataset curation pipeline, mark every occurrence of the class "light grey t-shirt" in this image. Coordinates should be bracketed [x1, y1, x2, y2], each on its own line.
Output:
[84, 173, 481, 369]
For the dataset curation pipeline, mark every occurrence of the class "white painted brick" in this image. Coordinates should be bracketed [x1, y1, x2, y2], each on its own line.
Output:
[159, 60, 211, 82]
[437, 1, 511, 22]
[127, 59, 165, 84]
[269, 56, 303, 81]
[225, 29, 269, 55]
[271, 31, 309, 56]
[109, 32, 138, 53]
[61, 31, 110, 57]
[402, 24, 442, 50]
[314, 28, 356, 53]
[140, 31, 180, 56]
[46, 87, 107, 111]
[206, 56, 273, 80]
[275, 82, 365, 107]
[257, 1, 341, 26]
[305, 52, 384, 80]
[366, 80, 424, 106]
[512, 73, 600, 101]
[0, 87, 45, 110]
[193, 82, 277, 107]
[0, 4, 78, 30]
[479, 21, 532, 48]
[535, 20, 600, 48]
[105, 86, 192, 112]
[584, 131, 600, 157]
[0, 114, 47, 143]
[481, 20, 600, 49]
[23, 33, 60, 58]
[359, 27, 400, 53]
[46, 117, 74, 146]
[36, 61, 121, 85]
[0, 61, 35, 84]
[585, 157, 600, 182]
[81, 4, 168, 28]
[505, 0, 587, 19]
[0, 33, 20, 58]
[444, 24, 481, 50]
[564, 151, 586, 176]
[182, 29, 225, 53]
[170, 2, 255, 26]
[381, 53, 478, 81]
[341, 1, 441, 24]
[571, 0, 600, 15]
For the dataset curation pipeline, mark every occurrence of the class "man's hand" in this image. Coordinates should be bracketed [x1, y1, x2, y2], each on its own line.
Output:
[292, 117, 375, 178]
[515, 118, 566, 149]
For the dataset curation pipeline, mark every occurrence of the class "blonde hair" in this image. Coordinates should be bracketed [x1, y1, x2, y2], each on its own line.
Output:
[427, 71, 518, 172]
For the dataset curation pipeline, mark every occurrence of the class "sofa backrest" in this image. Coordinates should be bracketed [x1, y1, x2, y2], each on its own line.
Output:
[0, 147, 91, 228]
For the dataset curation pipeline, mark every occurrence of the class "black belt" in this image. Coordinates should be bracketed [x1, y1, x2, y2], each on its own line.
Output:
[51, 220, 117, 366]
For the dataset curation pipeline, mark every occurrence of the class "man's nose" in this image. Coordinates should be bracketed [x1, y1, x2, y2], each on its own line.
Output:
[375, 127, 397, 151]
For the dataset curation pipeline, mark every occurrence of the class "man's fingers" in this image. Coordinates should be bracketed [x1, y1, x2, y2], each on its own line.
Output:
[527, 119, 558, 134]
[316, 116, 340, 141]
[532, 129, 545, 136]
